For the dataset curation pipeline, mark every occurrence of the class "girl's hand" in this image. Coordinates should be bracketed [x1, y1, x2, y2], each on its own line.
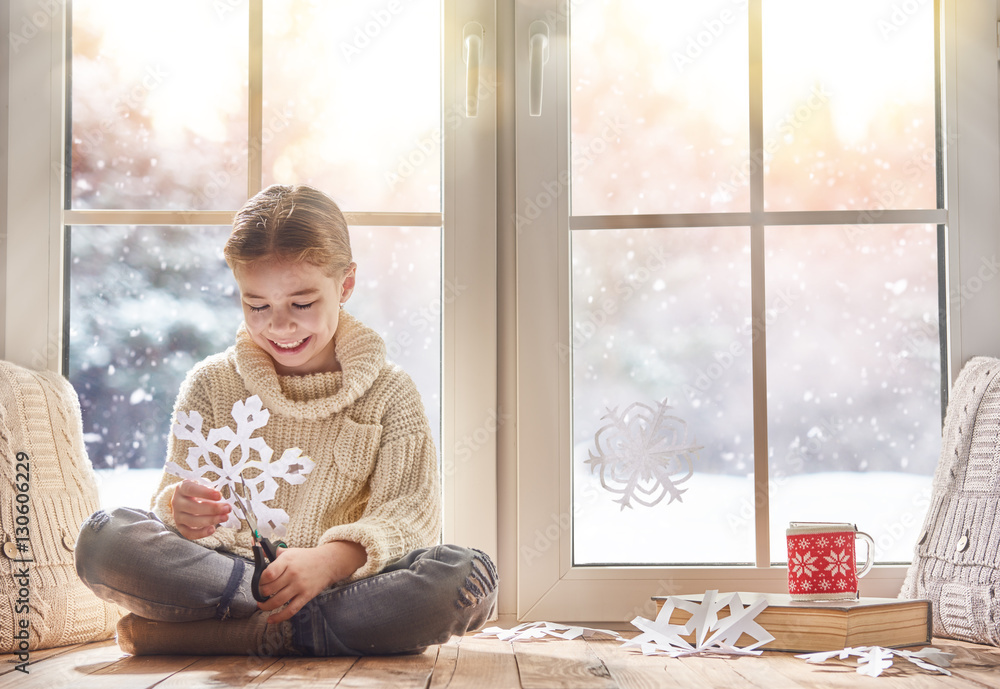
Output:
[256, 541, 367, 624]
[170, 480, 231, 540]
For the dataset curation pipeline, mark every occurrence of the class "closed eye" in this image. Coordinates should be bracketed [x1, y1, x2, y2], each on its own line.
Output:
[248, 304, 269, 313]
[293, 302, 314, 310]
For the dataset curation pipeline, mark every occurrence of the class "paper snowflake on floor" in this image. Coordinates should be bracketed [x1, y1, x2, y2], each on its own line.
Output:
[585, 398, 703, 509]
[622, 590, 774, 657]
[473, 622, 622, 642]
[797, 646, 955, 678]
[166, 395, 314, 539]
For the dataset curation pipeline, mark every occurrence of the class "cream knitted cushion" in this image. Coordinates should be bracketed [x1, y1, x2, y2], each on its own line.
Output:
[0, 360, 120, 652]
[900, 356, 1000, 645]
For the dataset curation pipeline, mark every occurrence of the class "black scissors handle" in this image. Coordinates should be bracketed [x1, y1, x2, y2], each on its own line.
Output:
[250, 544, 270, 602]
[249, 537, 285, 603]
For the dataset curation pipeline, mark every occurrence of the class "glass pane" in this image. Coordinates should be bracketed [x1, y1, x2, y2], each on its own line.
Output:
[572, 228, 755, 565]
[347, 227, 443, 453]
[571, 1, 750, 215]
[263, 0, 441, 212]
[68, 226, 241, 475]
[762, 0, 936, 211]
[765, 225, 940, 563]
[70, 1, 249, 210]
[70, 225, 444, 507]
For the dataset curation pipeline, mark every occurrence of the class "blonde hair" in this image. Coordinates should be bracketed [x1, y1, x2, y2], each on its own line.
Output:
[224, 184, 353, 276]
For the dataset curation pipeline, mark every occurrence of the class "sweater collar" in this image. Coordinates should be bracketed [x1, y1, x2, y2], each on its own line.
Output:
[233, 310, 387, 420]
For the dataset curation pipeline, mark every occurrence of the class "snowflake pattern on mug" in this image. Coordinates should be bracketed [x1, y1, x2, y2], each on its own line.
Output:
[824, 549, 852, 577]
[789, 550, 819, 578]
[787, 530, 858, 598]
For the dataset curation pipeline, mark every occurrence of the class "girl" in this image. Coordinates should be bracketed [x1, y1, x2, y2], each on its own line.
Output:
[75, 184, 497, 656]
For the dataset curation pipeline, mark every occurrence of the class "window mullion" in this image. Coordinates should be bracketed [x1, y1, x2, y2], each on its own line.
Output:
[748, 0, 770, 569]
[248, 0, 264, 197]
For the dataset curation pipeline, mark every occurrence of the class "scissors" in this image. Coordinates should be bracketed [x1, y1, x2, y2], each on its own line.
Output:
[231, 476, 285, 603]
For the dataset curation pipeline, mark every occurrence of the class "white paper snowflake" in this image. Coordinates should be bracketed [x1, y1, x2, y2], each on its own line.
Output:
[797, 646, 955, 678]
[474, 622, 622, 642]
[585, 398, 703, 509]
[623, 590, 774, 657]
[166, 395, 314, 539]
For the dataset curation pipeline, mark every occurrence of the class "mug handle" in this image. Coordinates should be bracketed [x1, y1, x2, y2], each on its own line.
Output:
[856, 531, 875, 578]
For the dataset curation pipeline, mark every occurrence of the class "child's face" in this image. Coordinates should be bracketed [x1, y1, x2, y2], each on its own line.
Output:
[234, 259, 356, 375]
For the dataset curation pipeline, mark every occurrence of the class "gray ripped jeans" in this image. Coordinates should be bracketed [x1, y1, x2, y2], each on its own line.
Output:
[74, 507, 498, 656]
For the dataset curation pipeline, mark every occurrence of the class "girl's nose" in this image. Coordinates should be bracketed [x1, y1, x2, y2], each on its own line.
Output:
[270, 309, 295, 333]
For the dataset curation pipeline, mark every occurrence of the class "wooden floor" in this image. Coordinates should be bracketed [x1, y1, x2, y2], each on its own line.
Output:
[3, 635, 999, 688]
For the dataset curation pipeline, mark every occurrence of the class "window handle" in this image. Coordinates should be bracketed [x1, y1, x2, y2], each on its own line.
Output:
[463, 22, 484, 117]
[528, 21, 549, 117]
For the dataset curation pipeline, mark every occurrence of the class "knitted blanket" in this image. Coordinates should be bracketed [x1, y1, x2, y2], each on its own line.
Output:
[900, 356, 1000, 645]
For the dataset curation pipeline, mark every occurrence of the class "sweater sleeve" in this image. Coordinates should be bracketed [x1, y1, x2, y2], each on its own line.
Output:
[149, 361, 241, 555]
[316, 373, 442, 581]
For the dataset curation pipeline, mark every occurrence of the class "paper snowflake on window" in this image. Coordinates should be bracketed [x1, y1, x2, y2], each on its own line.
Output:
[585, 398, 703, 510]
[165, 395, 314, 539]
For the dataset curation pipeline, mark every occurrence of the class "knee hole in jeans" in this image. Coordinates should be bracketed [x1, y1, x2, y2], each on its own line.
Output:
[457, 549, 498, 609]
[84, 509, 111, 532]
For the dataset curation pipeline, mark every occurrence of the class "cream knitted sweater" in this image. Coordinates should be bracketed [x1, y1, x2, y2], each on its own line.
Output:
[150, 311, 441, 582]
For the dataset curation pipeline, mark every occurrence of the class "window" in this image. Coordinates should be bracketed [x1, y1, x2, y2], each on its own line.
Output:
[4, 0, 1000, 625]
[513, 0, 979, 622]
[7, 0, 498, 554]
[66, 0, 446, 505]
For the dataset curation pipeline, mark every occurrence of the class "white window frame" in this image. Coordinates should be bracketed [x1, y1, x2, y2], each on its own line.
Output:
[507, 0, 1000, 622]
[1, 0, 498, 566]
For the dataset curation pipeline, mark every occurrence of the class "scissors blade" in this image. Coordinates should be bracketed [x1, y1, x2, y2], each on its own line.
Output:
[232, 477, 258, 536]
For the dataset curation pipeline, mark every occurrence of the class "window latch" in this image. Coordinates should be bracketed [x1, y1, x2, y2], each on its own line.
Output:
[528, 21, 550, 117]
[463, 22, 484, 118]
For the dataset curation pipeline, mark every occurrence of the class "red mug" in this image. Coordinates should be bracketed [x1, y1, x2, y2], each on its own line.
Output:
[786, 522, 875, 600]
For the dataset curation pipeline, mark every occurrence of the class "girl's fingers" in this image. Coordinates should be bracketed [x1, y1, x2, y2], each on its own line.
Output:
[178, 509, 224, 528]
[265, 595, 304, 624]
[178, 523, 216, 540]
[180, 498, 230, 518]
[177, 479, 221, 501]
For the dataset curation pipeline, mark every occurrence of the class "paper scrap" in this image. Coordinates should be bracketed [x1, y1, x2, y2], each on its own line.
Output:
[797, 646, 955, 678]
[585, 398, 703, 510]
[166, 395, 314, 539]
[474, 621, 622, 642]
[621, 590, 774, 657]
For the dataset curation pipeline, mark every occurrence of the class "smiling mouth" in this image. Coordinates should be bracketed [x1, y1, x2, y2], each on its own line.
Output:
[269, 336, 309, 353]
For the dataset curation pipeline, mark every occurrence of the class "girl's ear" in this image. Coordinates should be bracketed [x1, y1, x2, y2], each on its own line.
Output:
[339, 262, 357, 305]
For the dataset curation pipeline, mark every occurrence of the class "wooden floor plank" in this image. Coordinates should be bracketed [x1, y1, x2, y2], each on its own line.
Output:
[721, 654, 812, 689]
[4, 635, 997, 688]
[0, 641, 97, 677]
[514, 640, 615, 689]
[445, 637, 520, 689]
[253, 655, 357, 687]
[69, 654, 204, 689]
[930, 641, 1000, 689]
[763, 648, 981, 689]
[682, 653, 810, 689]
[0, 640, 125, 689]
[585, 638, 704, 689]
[336, 646, 439, 688]
[134, 654, 282, 689]
[427, 637, 461, 689]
